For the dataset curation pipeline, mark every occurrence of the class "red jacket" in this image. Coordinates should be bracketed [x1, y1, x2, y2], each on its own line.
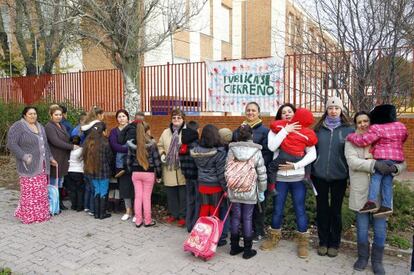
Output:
[270, 108, 318, 157]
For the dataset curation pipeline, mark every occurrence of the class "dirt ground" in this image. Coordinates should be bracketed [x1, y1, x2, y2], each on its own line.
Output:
[0, 156, 19, 190]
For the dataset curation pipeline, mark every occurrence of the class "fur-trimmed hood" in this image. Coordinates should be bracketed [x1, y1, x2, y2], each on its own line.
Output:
[228, 141, 262, 161]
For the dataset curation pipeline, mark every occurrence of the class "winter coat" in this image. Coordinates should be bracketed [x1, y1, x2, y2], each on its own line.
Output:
[232, 122, 273, 166]
[157, 125, 186, 186]
[45, 121, 74, 178]
[109, 127, 128, 169]
[345, 140, 407, 211]
[190, 145, 227, 189]
[126, 139, 162, 178]
[7, 119, 53, 177]
[270, 108, 318, 157]
[312, 122, 354, 181]
[117, 121, 140, 145]
[179, 128, 199, 181]
[84, 142, 113, 179]
[226, 141, 267, 204]
[346, 122, 408, 162]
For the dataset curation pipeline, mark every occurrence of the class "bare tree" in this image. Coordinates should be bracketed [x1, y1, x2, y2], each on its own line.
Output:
[72, 0, 207, 115]
[5, 0, 80, 75]
[283, 0, 414, 113]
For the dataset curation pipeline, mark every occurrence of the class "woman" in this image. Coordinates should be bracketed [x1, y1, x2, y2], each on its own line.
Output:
[7, 106, 57, 224]
[45, 104, 78, 210]
[190, 124, 227, 217]
[345, 111, 406, 274]
[81, 106, 105, 215]
[109, 109, 133, 220]
[232, 101, 273, 240]
[158, 109, 187, 227]
[126, 122, 162, 227]
[312, 96, 354, 257]
[260, 103, 316, 259]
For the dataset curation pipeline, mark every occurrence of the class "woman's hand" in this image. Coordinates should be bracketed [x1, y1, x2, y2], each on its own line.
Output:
[284, 122, 301, 133]
[279, 161, 295, 171]
[50, 159, 58, 166]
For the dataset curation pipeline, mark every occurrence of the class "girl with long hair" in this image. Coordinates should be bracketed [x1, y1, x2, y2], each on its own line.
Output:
[126, 122, 162, 227]
[82, 122, 113, 219]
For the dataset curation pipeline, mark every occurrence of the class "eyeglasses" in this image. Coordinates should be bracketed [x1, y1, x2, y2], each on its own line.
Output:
[172, 116, 183, 120]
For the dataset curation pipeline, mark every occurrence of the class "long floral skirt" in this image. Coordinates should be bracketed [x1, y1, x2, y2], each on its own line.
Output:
[15, 173, 50, 224]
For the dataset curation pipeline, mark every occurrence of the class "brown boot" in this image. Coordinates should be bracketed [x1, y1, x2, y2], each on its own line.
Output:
[296, 231, 309, 259]
[260, 228, 281, 251]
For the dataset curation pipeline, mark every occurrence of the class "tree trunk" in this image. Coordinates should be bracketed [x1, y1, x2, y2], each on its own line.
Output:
[121, 60, 141, 116]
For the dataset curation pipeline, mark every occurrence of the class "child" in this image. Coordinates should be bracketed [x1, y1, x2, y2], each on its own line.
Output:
[65, 135, 84, 211]
[347, 104, 408, 217]
[267, 108, 318, 196]
[190, 124, 227, 218]
[226, 124, 267, 259]
[179, 120, 200, 232]
[82, 122, 113, 220]
[126, 122, 162, 227]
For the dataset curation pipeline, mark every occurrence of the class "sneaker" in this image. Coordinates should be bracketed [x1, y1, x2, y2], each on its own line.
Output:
[317, 246, 328, 256]
[121, 214, 131, 221]
[177, 219, 186, 227]
[87, 211, 94, 216]
[132, 217, 136, 223]
[359, 201, 378, 213]
[327, 247, 338, 257]
[373, 206, 393, 218]
[218, 239, 228, 247]
[253, 234, 264, 243]
[84, 208, 90, 212]
[165, 216, 176, 224]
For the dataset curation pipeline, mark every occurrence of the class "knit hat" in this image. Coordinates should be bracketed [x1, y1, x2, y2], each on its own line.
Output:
[218, 128, 233, 143]
[326, 96, 343, 110]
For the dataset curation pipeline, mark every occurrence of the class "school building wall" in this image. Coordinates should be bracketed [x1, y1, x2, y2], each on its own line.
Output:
[105, 115, 414, 171]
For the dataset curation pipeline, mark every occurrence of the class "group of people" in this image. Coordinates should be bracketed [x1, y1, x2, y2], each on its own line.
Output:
[7, 97, 408, 274]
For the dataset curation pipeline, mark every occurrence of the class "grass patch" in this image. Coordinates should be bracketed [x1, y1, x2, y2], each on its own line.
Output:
[0, 267, 12, 275]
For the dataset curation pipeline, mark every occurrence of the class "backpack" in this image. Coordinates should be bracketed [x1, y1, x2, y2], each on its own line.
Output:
[48, 185, 60, 215]
[225, 156, 257, 193]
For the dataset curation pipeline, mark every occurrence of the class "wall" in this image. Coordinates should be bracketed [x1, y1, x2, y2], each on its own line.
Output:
[105, 115, 414, 171]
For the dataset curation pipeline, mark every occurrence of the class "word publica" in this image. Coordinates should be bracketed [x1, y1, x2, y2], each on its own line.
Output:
[223, 74, 275, 96]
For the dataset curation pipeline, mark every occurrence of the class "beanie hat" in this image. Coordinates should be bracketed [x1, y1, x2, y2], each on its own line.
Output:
[326, 96, 343, 110]
[218, 128, 233, 143]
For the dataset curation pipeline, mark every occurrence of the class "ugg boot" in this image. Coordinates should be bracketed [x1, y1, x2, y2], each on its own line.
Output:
[94, 195, 100, 219]
[260, 228, 281, 251]
[354, 242, 370, 271]
[296, 231, 309, 259]
[99, 196, 112, 220]
[242, 237, 257, 259]
[229, 234, 244, 256]
[371, 243, 385, 275]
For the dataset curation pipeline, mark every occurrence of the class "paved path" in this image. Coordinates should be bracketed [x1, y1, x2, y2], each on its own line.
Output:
[0, 188, 410, 275]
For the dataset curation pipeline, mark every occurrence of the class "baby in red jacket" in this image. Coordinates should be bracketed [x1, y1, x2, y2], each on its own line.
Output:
[267, 108, 318, 196]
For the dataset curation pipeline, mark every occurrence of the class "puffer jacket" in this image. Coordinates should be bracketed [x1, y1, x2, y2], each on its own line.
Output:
[226, 141, 267, 204]
[190, 145, 227, 189]
[312, 122, 354, 181]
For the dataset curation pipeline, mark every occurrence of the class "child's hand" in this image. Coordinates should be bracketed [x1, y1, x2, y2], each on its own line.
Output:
[285, 122, 301, 133]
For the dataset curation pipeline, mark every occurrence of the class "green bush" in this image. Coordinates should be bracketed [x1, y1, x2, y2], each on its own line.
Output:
[0, 99, 84, 153]
[0, 267, 12, 275]
[387, 181, 414, 233]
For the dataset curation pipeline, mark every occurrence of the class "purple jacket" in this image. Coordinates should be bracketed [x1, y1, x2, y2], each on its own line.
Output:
[109, 127, 128, 168]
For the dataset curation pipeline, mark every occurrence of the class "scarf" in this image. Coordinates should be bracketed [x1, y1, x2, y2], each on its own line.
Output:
[324, 116, 341, 130]
[166, 125, 181, 170]
[242, 118, 262, 128]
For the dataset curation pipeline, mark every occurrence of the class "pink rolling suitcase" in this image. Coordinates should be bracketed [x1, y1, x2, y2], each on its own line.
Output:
[183, 194, 231, 261]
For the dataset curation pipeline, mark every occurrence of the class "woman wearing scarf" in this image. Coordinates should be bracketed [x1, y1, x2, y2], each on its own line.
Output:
[232, 102, 273, 241]
[158, 109, 187, 227]
[312, 96, 354, 257]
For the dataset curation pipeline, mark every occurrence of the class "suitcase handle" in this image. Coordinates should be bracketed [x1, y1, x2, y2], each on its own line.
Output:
[212, 194, 232, 223]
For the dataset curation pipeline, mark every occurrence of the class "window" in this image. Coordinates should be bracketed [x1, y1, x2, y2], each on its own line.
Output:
[199, 0, 211, 35]
[218, 5, 230, 42]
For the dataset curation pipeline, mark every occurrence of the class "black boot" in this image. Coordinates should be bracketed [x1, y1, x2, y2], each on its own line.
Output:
[230, 234, 244, 255]
[100, 196, 112, 220]
[94, 195, 100, 219]
[59, 188, 68, 210]
[242, 237, 257, 259]
[371, 243, 385, 275]
[353, 242, 370, 271]
[69, 189, 77, 210]
[113, 199, 120, 213]
[76, 190, 84, 212]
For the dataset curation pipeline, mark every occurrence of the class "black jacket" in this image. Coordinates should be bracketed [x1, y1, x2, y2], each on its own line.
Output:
[179, 128, 199, 181]
[190, 145, 227, 189]
[126, 139, 162, 178]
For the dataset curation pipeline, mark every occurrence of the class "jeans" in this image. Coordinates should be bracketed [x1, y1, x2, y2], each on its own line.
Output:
[313, 176, 347, 248]
[219, 198, 231, 242]
[92, 179, 109, 198]
[84, 177, 95, 212]
[271, 181, 308, 232]
[231, 203, 255, 238]
[356, 212, 387, 246]
[50, 177, 64, 188]
[185, 179, 200, 231]
[132, 172, 155, 225]
[369, 160, 396, 208]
